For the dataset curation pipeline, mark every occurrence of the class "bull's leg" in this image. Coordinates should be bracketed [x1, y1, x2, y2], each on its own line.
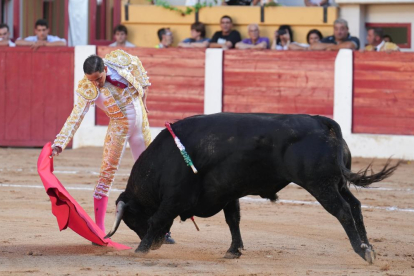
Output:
[339, 186, 376, 260]
[223, 199, 244, 259]
[305, 182, 375, 264]
[135, 212, 172, 255]
[339, 186, 369, 245]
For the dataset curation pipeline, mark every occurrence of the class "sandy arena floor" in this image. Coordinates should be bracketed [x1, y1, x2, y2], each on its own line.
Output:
[0, 146, 413, 276]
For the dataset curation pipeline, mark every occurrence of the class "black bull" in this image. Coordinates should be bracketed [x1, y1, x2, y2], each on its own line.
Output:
[105, 113, 398, 263]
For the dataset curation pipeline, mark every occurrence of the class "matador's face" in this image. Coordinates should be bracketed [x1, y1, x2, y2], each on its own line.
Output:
[86, 66, 107, 88]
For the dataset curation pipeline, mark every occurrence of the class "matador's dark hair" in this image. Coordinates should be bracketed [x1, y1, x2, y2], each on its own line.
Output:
[83, 55, 105, 74]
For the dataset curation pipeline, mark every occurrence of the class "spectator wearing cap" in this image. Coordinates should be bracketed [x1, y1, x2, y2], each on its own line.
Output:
[364, 27, 399, 52]
[15, 19, 66, 49]
[178, 22, 210, 48]
[156, 28, 173, 48]
[0, 24, 15, 47]
[210, 15, 241, 49]
[236, 24, 269, 50]
[310, 19, 360, 51]
[109, 25, 135, 47]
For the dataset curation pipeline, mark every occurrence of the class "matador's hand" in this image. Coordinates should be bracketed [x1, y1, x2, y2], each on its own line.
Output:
[51, 146, 62, 157]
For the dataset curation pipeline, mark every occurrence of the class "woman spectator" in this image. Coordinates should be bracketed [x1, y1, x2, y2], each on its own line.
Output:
[178, 22, 210, 48]
[271, 25, 294, 50]
[288, 29, 323, 51]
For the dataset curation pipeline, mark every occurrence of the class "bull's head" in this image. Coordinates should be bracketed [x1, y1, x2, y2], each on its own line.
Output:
[105, 192, 149, 240]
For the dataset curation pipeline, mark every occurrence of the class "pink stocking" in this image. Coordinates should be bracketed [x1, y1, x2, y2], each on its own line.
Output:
[94, 196, 109, 233]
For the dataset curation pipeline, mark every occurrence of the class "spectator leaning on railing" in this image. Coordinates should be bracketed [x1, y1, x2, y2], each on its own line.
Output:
[209, 15, 241, 49]
[155, 28, 174, 49]
[15, 19, 66, 49]
[288, 29, 323, 51]
[109, 25, 135, 48]
[178, 22, 210, 48]
[0, 23, 15, 47]
[310, 19, 360, 51]
[271, 25, 295, 50]
[364, 27, 399, 52]
[235, 24, 269, 50]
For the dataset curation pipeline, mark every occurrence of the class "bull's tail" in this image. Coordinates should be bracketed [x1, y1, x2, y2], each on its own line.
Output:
[318, 116, 400, 187]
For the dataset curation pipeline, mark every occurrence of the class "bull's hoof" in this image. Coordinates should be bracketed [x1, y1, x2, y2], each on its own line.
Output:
[361, 243, 376, 264]
[150, 240, 163, 250]
[224, 250, 242, 259]
[135, 247, 150, 256]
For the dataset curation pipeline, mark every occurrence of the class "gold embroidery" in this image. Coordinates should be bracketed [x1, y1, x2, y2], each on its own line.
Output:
[94, 119, 129, 199]
[105, 49, 132, 67]
[76, 77, 98, 101]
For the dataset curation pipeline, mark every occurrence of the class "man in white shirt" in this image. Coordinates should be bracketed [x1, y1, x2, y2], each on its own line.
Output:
[15, 19, 66, 49]
[304, 0, 331, 6]
[0, 24, 16, 47]
[109, 25, 136, 48]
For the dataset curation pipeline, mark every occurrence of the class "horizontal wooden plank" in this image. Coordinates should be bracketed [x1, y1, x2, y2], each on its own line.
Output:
[354, 61, 414, 73]
[354, 52, 414, 63]
[148, 102, 203, 113]
[224, 74, 333, 89]
[224, 50, 337, 61]
[224, 86, 333, 97]
[149, 94, 204, 103]
[224, 60, 334, 72]
[223, 104, 333, 116]
[353, 106, 414, 118]
[354, 70, 414, 81]
[353, 116, 414, 136]
[354, 79, 414, 90]
[98, 47, 206, 60]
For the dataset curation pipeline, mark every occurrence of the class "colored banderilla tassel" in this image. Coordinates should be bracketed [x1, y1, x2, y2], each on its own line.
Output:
[165, 122, 198, 174]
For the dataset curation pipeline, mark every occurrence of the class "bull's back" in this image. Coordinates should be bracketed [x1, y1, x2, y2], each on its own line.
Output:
[148, 113, 337, 180]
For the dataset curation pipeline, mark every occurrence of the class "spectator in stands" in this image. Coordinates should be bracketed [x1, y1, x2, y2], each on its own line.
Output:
[210, 15, 242, 49]
[271, 25, 294, 50]
[383, 34, 393, 43]
[364, 27, 399, 52]
[310, 19, 360, 50]
[236, 24, 269, 50]
[304, 0, 331, 6]
[178, 22, 210, 48]
[156, 28, 173, 48]
[288, 29, 323, 50]
[15, 19, 66, 49]
[0, 24, 15, 47]
[222, 0, 260, 5]
[109, 25, 135, 47]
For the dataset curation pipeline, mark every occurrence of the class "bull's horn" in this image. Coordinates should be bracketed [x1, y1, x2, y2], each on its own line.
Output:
[104, 201, 126, 239]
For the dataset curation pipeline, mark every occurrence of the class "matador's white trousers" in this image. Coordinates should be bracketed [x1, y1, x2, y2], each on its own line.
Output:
[93, 103, 146, 199]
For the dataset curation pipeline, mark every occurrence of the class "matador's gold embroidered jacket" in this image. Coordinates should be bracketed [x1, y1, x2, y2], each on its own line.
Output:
[52, 49, 151, 150]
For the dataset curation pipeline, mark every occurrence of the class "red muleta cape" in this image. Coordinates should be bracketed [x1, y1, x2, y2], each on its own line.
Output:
[37, 142, 130, 250]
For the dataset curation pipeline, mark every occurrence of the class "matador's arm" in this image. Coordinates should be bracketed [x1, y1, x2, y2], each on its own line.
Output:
[52, 95, 92, 151]
[52, 77, 98, 151]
